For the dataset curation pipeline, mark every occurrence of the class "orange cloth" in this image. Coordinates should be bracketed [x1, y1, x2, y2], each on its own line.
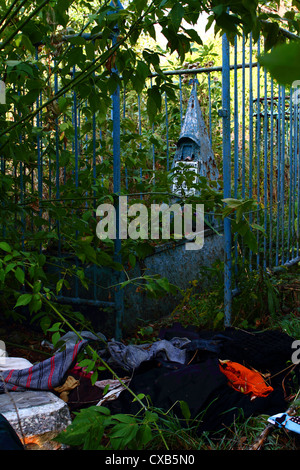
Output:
[219, 360, 273, 398]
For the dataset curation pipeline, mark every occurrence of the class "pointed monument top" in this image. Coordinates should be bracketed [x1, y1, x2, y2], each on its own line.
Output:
[177, 85, 203, 148]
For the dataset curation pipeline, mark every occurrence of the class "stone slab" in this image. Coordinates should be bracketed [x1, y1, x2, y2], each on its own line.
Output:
[0, 391, 71, 450]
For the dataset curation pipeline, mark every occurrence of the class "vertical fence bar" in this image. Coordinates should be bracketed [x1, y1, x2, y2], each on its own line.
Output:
[179, 74, 183, 125]
[17, 85, 25, 250]
[275, 87, 281, 266]
[150, 77, 156, 185]
[35, 47, 43, 217]
[241, 33, 246, 199]
[248, 33, 254, 270]
[234, 36, 239, 199]
[112, 17, 124, 340]
[72, 65, 79, 299]
[92, 110, 97, 301]
[263, 66, 268, 270]
[165, 89, 169, 172]
[288, 90, 293, 262]
[122, 87, 128, 190]
[138, 93, 143, 198]
[280, 87, 286, 264]
[256, 39, 261, 269]
[54, 67, 61, 254]
[269, 78, 274, 267]
[297, 101, 300, 256]
[1, 138, 5, 238]
[35, 47, 43, 251]
[208, 72, 212, 145]
[293, 97, 298, 259]
[222, 33, 232, 327]
[233, 36, 239, 280]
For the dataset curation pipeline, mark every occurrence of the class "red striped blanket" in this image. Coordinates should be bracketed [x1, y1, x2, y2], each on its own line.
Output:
[0, 341, 87, 392]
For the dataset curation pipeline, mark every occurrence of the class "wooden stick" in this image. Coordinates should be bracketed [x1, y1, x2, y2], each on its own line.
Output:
[250, 423, 275, 450]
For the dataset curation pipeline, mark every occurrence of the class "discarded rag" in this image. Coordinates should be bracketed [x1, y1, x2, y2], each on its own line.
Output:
[107, 338, 190, 371]
[95, 378, 131, 406]
[219, 360, 274, 398]
[54, 375, 80, 402]
[0, 340, 87, 392]
[0, 357, 33, 371]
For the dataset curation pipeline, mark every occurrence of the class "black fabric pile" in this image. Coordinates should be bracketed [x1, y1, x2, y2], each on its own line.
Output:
[105, 324, 300, 433]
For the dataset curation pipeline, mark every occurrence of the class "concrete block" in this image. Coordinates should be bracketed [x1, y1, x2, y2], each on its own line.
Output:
[0, 391, 71, 450]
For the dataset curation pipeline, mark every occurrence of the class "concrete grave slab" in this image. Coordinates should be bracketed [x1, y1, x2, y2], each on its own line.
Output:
[0, 390, 71, 450]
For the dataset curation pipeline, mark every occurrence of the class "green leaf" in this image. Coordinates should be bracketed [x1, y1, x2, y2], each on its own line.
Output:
[113, 414, 136, 424]
[110, 422, 139, 449]
[133, 393, 145, 402]
[47, 322, 62, 332]
[40, 316, 51, 335]
[185, 28, 202, 45]
[120, 279, 132, 289]
[243, 229, 258, 253]
[78, 358, 93, 368]
[147, 86, 161, 123]
[155, 277, 172, 292]
[56, 278, 64, 294]
[90, 370, 98, 385]
[137, 424, 153, 446]
[128, 253, 136, 269]
[33, 280, 42, 294]
[95, 406, 111, 416]
[262, 21, 280, 51]
[259, 42, 300, 85]
[58, 96, 68, 113]
[15, 293, 33, 308]
[52, 331, 61, 347]
[132, 61, 149, 94]
[144, 410, 158, 422]
[170, 2, 185, 32]
[15, 267, 25, 284]
[233, 219, 250, 237]
[222, 198, 243, 208]
[251, 223, 267, 236]
[55, 421, 93, 446]
[180, 400, 191, 421]
[134, 0, 148, 15]
[85, 42, 95, 61]
[0, 242, 11, 252]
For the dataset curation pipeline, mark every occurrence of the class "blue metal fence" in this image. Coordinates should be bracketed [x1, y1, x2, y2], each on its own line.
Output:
[2, 25, 300, 336]
[221, 32, 300, 325]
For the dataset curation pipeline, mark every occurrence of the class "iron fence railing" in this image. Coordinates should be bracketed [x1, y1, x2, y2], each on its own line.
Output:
[2, 22, 300, 335]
